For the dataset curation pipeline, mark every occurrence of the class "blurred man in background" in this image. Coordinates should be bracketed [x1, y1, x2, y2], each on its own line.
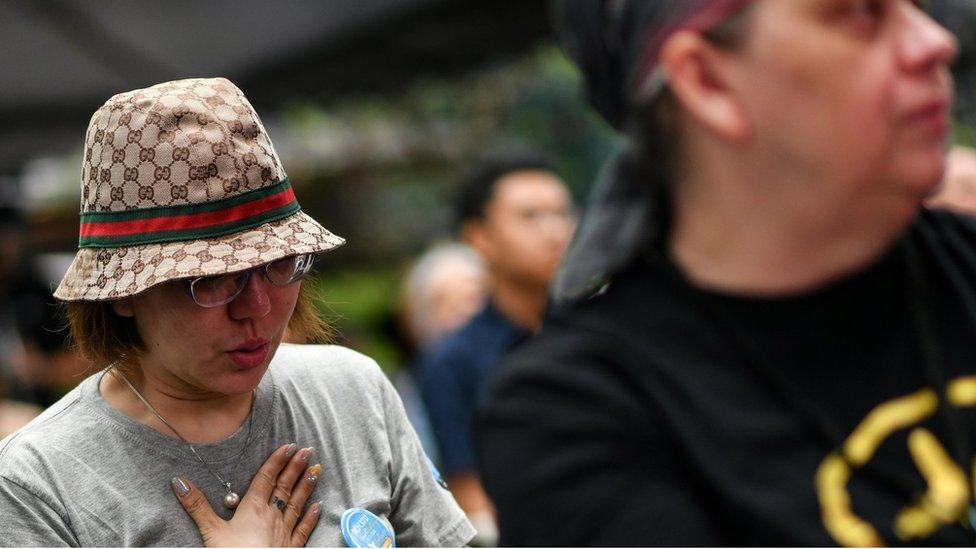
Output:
[418, 151, 574, 545]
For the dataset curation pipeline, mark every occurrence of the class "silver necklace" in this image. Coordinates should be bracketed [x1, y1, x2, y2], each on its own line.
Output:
[111, 365, 255, 509]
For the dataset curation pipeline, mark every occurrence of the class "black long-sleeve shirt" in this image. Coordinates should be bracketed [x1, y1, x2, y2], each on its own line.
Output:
[478, 209, 976, 546]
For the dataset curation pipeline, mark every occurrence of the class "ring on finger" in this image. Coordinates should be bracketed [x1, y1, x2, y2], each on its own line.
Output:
[271, 495, 287, 512]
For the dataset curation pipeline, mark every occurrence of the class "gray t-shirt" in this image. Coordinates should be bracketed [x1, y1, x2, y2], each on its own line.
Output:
[0, 344, 475, 547]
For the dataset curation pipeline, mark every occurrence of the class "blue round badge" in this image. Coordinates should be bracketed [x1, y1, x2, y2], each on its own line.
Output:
[341, 507, 396, 548]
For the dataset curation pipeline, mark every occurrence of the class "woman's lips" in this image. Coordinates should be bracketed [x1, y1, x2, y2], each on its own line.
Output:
[904, 100, 951, 137]
[228, 340, 269, 369]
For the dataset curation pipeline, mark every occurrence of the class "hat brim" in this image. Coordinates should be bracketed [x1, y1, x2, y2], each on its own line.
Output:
[54, 211, 344, 301]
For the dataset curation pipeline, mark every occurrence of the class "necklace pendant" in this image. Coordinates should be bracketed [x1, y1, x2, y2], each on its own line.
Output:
[223, 489, 241, 509]
[114, 368, 255, 513]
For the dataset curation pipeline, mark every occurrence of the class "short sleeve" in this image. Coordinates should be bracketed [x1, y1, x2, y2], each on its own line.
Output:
[0, 475, 78, 547]
[376, 371, 476, 547]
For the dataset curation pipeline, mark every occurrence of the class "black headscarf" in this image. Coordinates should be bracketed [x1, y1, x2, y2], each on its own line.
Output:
[552, 0, 753, 131]
[551, 0, 664, 132]
[551, 0, 753, 302]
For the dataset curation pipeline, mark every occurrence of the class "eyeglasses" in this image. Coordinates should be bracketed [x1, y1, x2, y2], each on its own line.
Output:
[186, 254, 315, 308]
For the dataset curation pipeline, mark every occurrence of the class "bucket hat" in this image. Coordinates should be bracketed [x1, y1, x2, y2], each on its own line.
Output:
[54, 77, 344, 302]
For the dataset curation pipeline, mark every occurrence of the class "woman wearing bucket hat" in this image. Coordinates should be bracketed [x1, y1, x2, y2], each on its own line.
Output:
[0, 78, 474, 547]
[477, 1, 976, 546]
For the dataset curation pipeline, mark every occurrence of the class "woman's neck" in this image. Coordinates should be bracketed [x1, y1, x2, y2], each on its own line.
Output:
[667, 162, 921, 297]
[100, 364, 254, 444]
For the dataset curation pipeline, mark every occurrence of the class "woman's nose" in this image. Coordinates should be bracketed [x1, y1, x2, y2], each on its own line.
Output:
[228, 271, 272, 320]
[898, 2, 959, 73]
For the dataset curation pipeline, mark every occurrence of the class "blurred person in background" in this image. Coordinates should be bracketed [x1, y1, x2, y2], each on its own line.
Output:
[0, 206, 45, 435]
[0, 204, 85, 437]
[392, 241, 488, 469]
[927, 145, 976, 215]
[0, 77, 474, 547]
[418, 152, 575, 545]
[477, 0, 976, 545]
[400, 242, 488, 357]
[0, 394, 39, 440]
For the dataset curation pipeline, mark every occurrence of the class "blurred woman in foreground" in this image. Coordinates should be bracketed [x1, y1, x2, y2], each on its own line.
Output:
[478, 1, 976, 545]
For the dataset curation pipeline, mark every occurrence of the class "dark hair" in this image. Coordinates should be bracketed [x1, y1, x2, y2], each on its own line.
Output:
[0, 206, 24, 230]
[631, 8, 754, 249]
[455, 150, 557, 228]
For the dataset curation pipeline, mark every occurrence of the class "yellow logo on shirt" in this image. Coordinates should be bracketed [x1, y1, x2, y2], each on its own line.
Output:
[816, 376, 976, 546]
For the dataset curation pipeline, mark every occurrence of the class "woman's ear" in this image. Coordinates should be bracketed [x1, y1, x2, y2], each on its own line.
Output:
[111, 298, 135, 318]
[659, 30, 750, 142]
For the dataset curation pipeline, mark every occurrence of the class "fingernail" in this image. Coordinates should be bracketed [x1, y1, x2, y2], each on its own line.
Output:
[299, 447, 314, 463]
[306, 463, 322, 483]
[311, 500, 322, 515]
[284, 443, 298, 457]
[172, 476, 190, 497]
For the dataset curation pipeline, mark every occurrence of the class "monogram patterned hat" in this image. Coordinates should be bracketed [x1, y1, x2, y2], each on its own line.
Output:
[54, 77, 345, 301]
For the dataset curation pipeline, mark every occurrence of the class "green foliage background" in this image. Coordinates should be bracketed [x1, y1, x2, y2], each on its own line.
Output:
[285, 44, 621, 373]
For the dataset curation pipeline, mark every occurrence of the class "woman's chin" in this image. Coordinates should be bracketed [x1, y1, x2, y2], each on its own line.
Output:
[895, 159, 948, 200]
[214, 364, 269, 395]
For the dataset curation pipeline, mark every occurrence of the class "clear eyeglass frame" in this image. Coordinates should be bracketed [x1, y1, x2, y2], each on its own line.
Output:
[185, 253, 315, 308]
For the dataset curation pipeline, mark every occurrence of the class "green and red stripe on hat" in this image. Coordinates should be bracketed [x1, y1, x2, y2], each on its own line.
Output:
[78, 179, 300, 248]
